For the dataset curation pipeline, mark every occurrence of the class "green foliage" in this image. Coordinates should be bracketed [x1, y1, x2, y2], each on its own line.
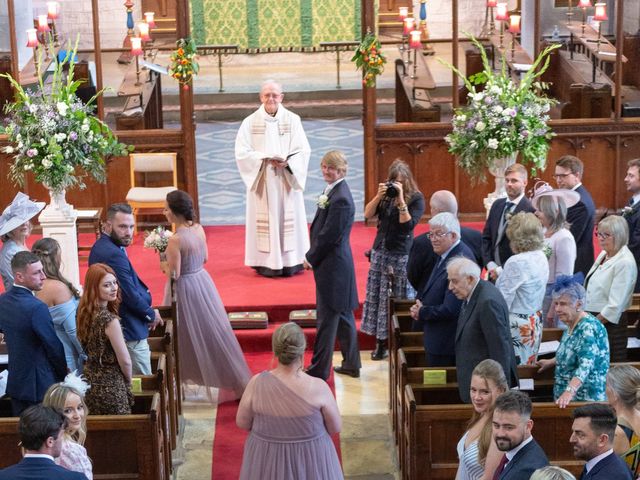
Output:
[351, 33, 386, 88]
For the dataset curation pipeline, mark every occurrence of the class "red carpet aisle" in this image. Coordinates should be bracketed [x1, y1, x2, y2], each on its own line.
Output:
[211, 351, 340, 480]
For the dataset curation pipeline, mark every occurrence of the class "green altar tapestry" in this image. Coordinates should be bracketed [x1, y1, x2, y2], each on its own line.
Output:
[191, 0, 362, 49]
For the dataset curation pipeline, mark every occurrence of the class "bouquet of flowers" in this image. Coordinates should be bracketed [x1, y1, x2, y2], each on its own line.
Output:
[143, 226, 173, 254]
[442, 36, 560, 181]
[0, 41, 131, 194]
[169, 37, 199, 90]
[352, 32, 386, 87]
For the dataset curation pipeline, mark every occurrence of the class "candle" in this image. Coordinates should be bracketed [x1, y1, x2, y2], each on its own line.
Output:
[37, 14, 50, 32]
[138, 21, 151, 42]
[578, 0, 591, 7]
[130, 36, 143, 56]
[399, 6, 409, 20]
[593, 2, 607, 21]
[403, 17, 416, 36]
[495, 3, 509, 21]
[509, 14, 521, 33]
[486, 0, 497, 7]
[144, 11, 156, 29]
[409, 30, 422, 49]
[47, 1, 59, 20]
[26, 28, 38, 48]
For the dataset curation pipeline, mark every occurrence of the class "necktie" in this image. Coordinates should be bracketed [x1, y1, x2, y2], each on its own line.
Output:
[579, 466, 588, 480]
[492, 454, 508, 480]
[630, 197, 635, 207]
[502, 201, 515, 222]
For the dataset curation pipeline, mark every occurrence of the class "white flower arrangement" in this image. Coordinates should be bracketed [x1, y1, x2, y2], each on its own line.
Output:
[317, 194, 329, 209]
[143, 226, 173, 253]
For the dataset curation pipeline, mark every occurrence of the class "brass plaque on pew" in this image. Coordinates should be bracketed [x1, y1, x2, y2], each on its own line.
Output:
[228, 311, 268, 329]
[289, 309, 317, 328]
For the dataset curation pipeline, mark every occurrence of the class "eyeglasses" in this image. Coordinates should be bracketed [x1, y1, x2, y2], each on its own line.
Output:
[552, 173, 572, 179]
[427, 231, 452, 240]
[596, 231, 612, 240]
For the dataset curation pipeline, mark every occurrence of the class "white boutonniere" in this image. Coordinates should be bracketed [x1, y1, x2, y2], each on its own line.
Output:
[622, 206, 634, 218]
[317, 194, 329, 209]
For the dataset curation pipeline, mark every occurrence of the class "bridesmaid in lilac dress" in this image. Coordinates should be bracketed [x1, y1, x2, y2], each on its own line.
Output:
[164, 190, 250, 400]
[236, 322, 343, 479]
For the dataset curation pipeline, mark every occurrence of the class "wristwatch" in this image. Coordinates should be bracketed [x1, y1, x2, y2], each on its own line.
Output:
[565, 385, 577, 395]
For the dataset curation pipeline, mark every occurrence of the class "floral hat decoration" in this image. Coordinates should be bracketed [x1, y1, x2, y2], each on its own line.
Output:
[0, 192, 45, 238]
[531, 181, 580, 210]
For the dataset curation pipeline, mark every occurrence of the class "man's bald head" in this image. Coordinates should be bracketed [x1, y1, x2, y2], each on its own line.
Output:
[430, 190, 458, 216]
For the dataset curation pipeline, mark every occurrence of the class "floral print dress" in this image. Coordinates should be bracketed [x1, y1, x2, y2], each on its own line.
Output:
[553, 313, 609, 401]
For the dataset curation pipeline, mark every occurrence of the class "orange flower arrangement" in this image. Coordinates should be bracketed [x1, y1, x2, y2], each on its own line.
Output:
[351, 33, 386, 88]
[169, 38, 199, 90]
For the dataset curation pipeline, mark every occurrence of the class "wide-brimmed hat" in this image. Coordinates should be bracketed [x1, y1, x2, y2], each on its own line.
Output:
[531, 181, 580, 210]
[0, 192, 45, 238]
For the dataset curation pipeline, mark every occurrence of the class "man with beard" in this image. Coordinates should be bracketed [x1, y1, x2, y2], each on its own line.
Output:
[570, 404, 632, 479]
[491, 390, 548, 480]
[89, 203, 162, 375]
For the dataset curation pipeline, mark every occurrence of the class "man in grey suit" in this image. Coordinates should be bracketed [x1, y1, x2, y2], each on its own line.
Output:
[305, 150, 361, 380]
[447, 257, 518, 403]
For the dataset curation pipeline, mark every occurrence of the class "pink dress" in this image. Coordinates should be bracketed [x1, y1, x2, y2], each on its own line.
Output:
[57, 438, 93, 479]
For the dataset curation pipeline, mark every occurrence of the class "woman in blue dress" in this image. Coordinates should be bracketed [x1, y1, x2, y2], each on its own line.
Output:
[536, 275, 609, 409]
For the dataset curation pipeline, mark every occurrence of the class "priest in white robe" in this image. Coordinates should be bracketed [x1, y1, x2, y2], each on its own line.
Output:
[235, 81, 311, 277]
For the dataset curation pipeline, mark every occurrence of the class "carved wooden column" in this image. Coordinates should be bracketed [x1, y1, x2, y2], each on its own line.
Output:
[362, 0, 377, 205]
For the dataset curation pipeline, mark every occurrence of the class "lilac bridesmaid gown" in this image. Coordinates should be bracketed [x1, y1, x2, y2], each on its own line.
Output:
[175, 226, 251, 399]
[239, 371, 343, 479]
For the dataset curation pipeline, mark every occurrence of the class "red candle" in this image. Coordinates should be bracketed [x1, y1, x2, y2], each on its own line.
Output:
[403, 17, 416, 36]
[138, 21, 151, 42]
[409, 30, 422, 49]
[131, 36, 143, 56]
[487, 0, 498, 7]
[144, 12, 156, 29]
[593, 2, 607, 21]
[399, 6, 409, 20]
[37, 14, 50, 32]
[26, 28, 38, 48]
[495, 3, 509, 21]
[47, 1, 59, 20]
[509, 14, 521, 33]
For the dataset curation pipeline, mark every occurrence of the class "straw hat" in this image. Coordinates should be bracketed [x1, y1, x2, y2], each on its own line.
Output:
[531, 181, 580, 210]
[0, 192, 45, 238]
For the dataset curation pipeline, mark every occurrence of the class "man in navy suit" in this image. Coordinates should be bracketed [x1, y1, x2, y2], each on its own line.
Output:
[89, 203, 163, 375]
[571, 404, 633, 480]
[624, 158, 640, 292]
[407, 190, 482, 294]
[0, 251, 66, 416]
[482, 163, 535, 281]
[409, 212, 474, 366]
[491, 390, 549, 480]
[0, 405, 88, 479]
[305, 151, 361, 380]
[554, 155, 596, 277]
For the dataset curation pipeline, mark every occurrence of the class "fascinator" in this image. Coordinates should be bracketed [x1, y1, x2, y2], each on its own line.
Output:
[531, 181, 580, 210]
[62, 371, 91, 396]
[0, 192, 45, 238]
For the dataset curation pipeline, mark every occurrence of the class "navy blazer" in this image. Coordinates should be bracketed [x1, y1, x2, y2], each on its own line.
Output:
[498, 438, 549, 480]
[625, 201, 640, 293]
[415, 241, 475, 357]
[89, 234, 155, 341]
[408, 228, 482, 293]
[568, 184, 596, 277]
[455, 280, 518, 403]
[0, 287, 66, 403]
[481, 196, 535, 268]
[0, 457, 88, 480]
[580, 451, 633, 480]
[371, 192, 425, 255]
[307, 180, 359, 311]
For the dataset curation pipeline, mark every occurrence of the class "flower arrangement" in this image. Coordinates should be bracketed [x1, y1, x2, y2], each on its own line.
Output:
[352, 33, 386, 87]
[442, 36, 560, 181]
[317, 194, 329, 209]
[169, 37, 199, 90]
[143, 226, 173, 253]
[0, 42, 131, 194]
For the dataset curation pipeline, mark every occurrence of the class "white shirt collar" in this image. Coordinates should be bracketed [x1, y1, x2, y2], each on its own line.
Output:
[23, 453, 55, 462]
[505, 435, 534, 462]
[12, 284, 34, 295]
[465, 278, 480, 302]
[324, 177, 345, 195]
[440, 239, 461, 261]
[571, 183, 582, 191]
[507, 192, 524, 206]
[632, 193, 640, 206]
[585, 448, 613, 473]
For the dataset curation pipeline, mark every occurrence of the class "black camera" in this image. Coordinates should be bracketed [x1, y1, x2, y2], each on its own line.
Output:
[385, 182, 399, 198]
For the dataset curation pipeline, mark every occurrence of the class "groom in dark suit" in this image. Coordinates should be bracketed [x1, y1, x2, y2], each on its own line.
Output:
[89, 203, 163, 375]
[625, 158, 640, 292]
[0, 252, 66, 415]
[305, 150, 361, 380]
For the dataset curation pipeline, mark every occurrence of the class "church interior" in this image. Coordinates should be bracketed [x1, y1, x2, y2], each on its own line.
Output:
[1, 0, 640, 479]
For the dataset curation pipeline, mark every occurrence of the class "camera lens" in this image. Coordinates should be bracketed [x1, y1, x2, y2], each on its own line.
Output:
[385, 182, 398, 198]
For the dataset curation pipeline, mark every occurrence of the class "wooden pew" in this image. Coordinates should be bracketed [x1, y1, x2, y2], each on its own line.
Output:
[394, 59, 441, 123]
[156, 293, 182, 415]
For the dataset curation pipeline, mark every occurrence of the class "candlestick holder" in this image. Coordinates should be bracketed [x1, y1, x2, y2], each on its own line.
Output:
[567, 0, 574, 24]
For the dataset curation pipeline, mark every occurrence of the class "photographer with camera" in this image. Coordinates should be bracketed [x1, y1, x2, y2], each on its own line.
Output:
[361, 159, 425, 360]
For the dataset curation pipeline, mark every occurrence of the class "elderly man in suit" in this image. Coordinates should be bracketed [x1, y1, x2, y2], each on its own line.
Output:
[0, 251, 66, 416]
[447, 257, 518, 403]
[624, 158, 640, 293]
[482, 163, 535, 281]
[305, 150, 361, 380]
[554, 155, 596, 277]
[407, 190, 482, 294]
[491, 390, 549, 480]
[0, 405, 88, 480]
[89, 203, 163, 375]
[570, 404, 633, 480]
[409, 212, 475, 366]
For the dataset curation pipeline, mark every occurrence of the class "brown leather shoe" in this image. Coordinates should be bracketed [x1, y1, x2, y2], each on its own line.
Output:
[333, 366, 360, 378]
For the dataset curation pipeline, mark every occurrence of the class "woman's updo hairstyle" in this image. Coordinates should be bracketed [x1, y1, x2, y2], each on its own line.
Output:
[166, 190, 195, 222]
[272, 322, 306, 365]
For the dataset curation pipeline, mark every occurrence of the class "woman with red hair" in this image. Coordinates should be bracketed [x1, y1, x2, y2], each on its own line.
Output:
[77, 263, 133, 414]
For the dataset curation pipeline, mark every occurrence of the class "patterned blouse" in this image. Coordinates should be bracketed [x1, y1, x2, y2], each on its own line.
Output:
[57, 438, 93, 479]
[553, 313, 609, 401]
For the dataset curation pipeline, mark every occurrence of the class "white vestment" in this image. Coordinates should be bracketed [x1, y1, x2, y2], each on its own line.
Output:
[235, 105, 311, 270]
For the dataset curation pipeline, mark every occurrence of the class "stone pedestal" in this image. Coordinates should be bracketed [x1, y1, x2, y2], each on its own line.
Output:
[38, 200, 80, 289]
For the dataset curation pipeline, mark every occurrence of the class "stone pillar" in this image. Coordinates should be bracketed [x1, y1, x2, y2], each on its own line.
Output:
[38, 200, 80, 289]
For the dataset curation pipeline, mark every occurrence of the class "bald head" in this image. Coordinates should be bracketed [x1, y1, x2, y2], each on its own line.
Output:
[430, 190, 458, 216]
